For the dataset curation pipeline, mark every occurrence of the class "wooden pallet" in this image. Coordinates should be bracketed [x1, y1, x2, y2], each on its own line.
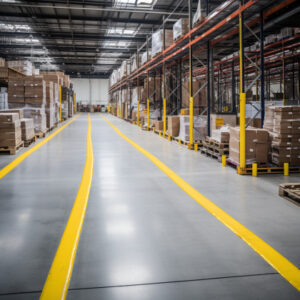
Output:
[279, 183, 300, 206]
[48, 124, 57, 132]
[0, 140, 24, 155]
[200, 148, 222, 161]
[35, 129, 48, 139]
[24, 136, 36, 147]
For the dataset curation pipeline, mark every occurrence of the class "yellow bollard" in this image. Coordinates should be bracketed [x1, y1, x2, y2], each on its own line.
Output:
[163, 132, 165, 138]
[284, 162, 289, 176]
[168, 135, 171, 141]
[152, 127, 155, 132]
[252, 163, 257, 177]
[194, 144, 198, 152]
[178, 139, 181, 145]
[159, 131, 161, 137]
[222, 155, 226, 167]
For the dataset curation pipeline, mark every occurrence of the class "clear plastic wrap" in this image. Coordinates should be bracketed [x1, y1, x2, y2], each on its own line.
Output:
[151, 29, 173, 57]
[131, 54, 142, 73]
[211, 125, 230, 143]
[23, 106, 47, 133]
[20, 118, 35, 140]
[8, 60, 33, 76]
[173, 18, 189, 41]
[178, 115, 207, 143]
[141, 50, 151, 65]
[193, 0, 205, 26]
[0, 90, 8, 110]
[120, 60, 128, 78]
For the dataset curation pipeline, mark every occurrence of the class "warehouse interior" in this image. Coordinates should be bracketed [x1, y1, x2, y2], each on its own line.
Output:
[0, 0, 300, 299]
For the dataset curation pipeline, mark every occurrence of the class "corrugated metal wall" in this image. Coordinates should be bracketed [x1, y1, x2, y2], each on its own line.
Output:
[72, 78, 109, 105]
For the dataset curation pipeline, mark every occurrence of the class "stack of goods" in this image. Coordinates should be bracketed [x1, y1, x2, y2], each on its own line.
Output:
[24, 76, 47, 133]
[178, 115, 207, 143]
[0, 113, 22, 149]
[0, 87, 8, 110]
[229, 127, 269, 165]
[63, 74, 70, 88]
[8, 78, 25, 106]
[193, 1, 205, 26]
[120, 61, 129, 78]
[61, 87, 69, 120]
[131, 54, 142, 73]
[211, 126, 230, 143]
[167, 116, 180, 137]
[173, 18, 189, 41]
[264, 105, 300, 166]
[8, 60, 33, 76]
[143, 77, 161, 102]
[151, 29, 173, 57]
[45, 80, 55, 130]
[20, 118, 35, 142]
[141, 50, 151, 66]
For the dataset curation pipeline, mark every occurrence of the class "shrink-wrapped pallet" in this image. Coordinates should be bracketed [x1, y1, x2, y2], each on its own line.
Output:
[173, 18, 189, 41]
[151, 29, 173, 57]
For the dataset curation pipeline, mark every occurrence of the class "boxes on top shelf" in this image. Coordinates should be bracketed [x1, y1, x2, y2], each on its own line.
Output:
[151, 29, 173, 58]
[193, 0, 205, 26]
[0, 57, 5, 67]
[8, 60, 33, 76]
[173, 18, 189, 41]
[131, 54, 142, 73]
[141, 50, 151, 66]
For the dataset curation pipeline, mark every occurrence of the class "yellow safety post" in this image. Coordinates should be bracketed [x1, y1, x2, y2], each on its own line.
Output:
[159, 131, 161, 137]
[147, 98, 150, 131]
[194, 144, 198, 152]
[168, 135, 171, 141]
[59, 85, 62, 122]
[178, 139, 181, 145]
[240, 92, 246, 170]
[152, 127, 155, 132]
[189, 97, 193, 146]
[163, 98, 166, 138]
[252, 163, 257, 177]
[137, 100, 140, 126]
[222, 155, 226, 167]
[73, 92, 76, 114]
[284, 162, 289, 176]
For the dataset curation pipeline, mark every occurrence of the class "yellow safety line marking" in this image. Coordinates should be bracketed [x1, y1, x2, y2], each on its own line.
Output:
[40, 114, 94, 300]
[100, 114, 300, 292]
[0, 114, 80, 180]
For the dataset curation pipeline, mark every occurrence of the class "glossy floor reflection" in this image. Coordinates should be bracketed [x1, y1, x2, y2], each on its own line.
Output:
[0, 114, 299, 299]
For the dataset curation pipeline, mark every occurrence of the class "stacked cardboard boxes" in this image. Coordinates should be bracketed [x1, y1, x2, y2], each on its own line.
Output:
[178, 115, 207, 143]
[264, 106, 300, 166]
[8, 60, 33, 76]
[20, 118, 35, 141]
[0, 57, 8, 78]
[8, 78, 25, 104]
[24, 76, 47, 133]
[168, 116, 180, 137]
[0, 113, 22, 148]
[229, 127, 269, 165]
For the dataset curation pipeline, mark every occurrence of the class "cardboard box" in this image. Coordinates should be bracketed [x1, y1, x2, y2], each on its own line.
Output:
[0, 109, 24, 119]
[210, 114, 236, 135]
[154, 120, 164, 131]
[168, 116, 180, 137]
[20, 118, 35, 141]
[229, 127, 269, 164]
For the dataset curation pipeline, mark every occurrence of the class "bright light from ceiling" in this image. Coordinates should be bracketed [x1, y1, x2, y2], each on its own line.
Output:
[0, 23, 31, 32]
[14, 38, 40, 44]
[107, 27, 136, 36]
[114, 0, 156, 8]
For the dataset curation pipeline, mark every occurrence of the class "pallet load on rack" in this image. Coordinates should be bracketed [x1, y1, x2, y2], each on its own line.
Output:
[228, 127, 269, 166]
[0, 57, 8, 78]
[151, 29, 173, 58]
[264, 106, 300, 166]
[131, 54, 142, 73]
[141, 49, 151, 66]
[24, 76, 47, 136]
[20, 118, 35, 146]
[173, 18, 189, 41]
[192, 0, 205, 26]
[0, 112, 23, 154]
[201, 126, 230, 160]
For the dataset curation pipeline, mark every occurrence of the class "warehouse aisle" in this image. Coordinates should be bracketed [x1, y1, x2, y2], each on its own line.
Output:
[0, 115, 87, 299]
[68, 114, 300, 299]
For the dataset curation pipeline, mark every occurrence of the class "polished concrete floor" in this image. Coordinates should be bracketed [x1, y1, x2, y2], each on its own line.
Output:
[0, 113, 299, 299]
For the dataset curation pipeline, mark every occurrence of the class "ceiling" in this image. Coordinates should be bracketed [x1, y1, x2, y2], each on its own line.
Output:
[0, 0, 212, 78]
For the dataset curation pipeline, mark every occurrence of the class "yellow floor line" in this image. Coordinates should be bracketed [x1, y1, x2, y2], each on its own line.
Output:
[0, 114, 80, 180]
[40, 114, 94, 300]
[100, 114, 300, 292]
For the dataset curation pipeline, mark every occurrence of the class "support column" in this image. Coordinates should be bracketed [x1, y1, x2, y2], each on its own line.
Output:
[188, 0, 193, 145]
[260, 10, 265, 127]
[239, 1, 246, 170]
